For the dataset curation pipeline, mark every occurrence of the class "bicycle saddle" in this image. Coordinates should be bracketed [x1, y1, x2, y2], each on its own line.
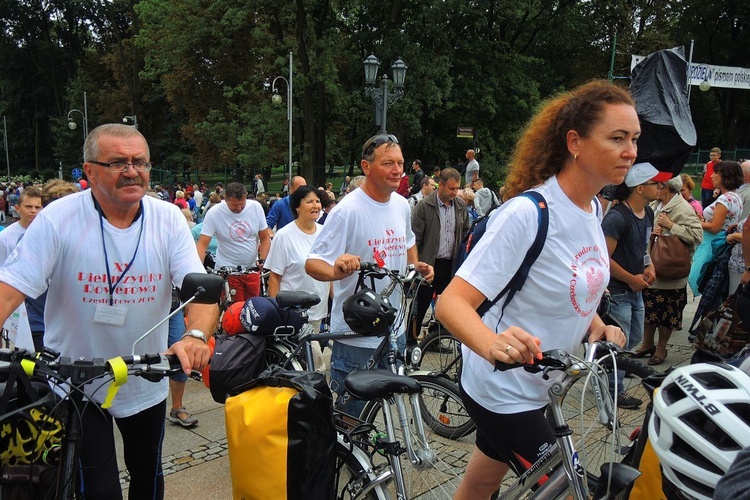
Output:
[344, 369, 421, 400]
[275, 291, 321, 310]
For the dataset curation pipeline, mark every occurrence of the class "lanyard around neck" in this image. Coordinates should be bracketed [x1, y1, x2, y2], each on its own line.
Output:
[94, 195, 145, 306]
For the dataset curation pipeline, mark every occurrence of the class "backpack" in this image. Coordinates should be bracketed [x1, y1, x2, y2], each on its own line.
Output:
[452, 191, 549, 318]
[208, 332, 267, 403]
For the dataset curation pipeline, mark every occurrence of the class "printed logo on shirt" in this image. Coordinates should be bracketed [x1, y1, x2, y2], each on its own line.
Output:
[229, 220, 254, 242]
[3, 248, 20, 267]
[77, 267, 164, 304]
[367, 228, 407, 264]
[569, 245, 608, 318]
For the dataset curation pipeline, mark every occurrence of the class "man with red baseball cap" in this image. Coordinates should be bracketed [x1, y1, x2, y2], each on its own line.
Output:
[602, 162, 671, 409]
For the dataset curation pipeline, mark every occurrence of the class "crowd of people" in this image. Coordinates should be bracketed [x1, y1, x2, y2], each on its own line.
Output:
[1, 79, 749, 499]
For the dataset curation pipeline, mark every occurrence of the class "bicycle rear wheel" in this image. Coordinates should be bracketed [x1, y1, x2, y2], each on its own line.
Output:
[418, 325, 462, 384]
[264, 340, 305, 371]
[553, 354, 655, 488]
[336, 433, 390, 500]
[411, 374, 475, 439]
[359, 379, 470, 499]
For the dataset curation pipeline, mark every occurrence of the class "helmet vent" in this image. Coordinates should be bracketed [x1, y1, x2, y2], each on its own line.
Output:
[662, 382, 687, 405]
[726, 402, 750, 429]
[680, 409, 742, 452]
[671, 467, 715, 499]
[693, 371, 736, 390]
[671, 431, 724, 475]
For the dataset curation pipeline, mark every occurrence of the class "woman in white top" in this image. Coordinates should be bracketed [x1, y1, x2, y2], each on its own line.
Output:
[266, 185, 330, 370]
[435, 80, 629, 499]
[688, 160, 744, 295]
[700, 161, 744, 233]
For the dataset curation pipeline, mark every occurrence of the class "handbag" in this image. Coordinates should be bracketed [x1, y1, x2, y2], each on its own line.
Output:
[649, 233, 691, 280]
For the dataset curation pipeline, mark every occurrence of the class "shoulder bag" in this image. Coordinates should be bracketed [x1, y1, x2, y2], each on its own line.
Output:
[649, 233, 691, 280]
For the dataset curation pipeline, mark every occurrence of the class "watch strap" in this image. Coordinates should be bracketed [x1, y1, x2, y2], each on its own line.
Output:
[181, 329, 207, 344]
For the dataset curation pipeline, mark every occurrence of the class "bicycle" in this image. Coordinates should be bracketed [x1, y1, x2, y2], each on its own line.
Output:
[416, 298, 658, 448]
[549, 344, 656, 484]
[0, 273, 223, 499]
[206, 265, 268, 315]
[493, 341, 641, 499]
[264, 263, 470, 498]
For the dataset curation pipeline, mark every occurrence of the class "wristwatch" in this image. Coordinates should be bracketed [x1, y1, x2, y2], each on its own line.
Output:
[181, 329, 207, 344]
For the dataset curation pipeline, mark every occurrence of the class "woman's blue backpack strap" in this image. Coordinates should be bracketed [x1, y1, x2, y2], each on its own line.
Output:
[476, 190, 549, 318]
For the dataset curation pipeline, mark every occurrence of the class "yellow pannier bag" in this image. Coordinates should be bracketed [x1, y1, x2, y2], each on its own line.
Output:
[224, 367, 335, 500]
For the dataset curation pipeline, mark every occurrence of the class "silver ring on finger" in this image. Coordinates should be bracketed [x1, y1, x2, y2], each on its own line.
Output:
[505, 345, 514, 354]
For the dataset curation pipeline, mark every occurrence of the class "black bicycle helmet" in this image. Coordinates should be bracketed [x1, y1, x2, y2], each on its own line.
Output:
[343, 287, 397, 336]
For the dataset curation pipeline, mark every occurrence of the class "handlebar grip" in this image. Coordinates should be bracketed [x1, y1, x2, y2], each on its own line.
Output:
[163, 353, 182, 370]
[360, 262, 380, 272]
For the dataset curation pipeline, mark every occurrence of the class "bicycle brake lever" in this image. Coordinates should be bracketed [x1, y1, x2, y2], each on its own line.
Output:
[138, 354, 181, 383]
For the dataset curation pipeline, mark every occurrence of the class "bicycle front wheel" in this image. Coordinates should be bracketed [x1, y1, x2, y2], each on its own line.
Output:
[553, 355, 655, 488]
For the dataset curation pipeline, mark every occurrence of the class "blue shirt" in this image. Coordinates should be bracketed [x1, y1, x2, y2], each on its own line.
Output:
[266, 196, 294, 230]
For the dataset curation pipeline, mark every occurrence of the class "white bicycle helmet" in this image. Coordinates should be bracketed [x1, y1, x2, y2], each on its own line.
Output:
[649, 363, 750, 500]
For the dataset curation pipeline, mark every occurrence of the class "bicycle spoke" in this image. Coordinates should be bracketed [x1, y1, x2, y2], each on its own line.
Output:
[362, 391, 471, 498]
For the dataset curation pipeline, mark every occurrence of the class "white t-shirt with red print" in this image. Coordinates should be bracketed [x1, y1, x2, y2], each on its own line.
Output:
[201, 199, 268, 269]
[308, 188, 415, 349]
[0, 192, 205, 417]
[456, 176, 610, 413]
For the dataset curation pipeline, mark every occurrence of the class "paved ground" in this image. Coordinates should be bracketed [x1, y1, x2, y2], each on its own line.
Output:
[116, 294, 702, 499]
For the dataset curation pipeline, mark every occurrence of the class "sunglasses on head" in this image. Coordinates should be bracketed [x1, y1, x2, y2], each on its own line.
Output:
[363, 133, 399, 158]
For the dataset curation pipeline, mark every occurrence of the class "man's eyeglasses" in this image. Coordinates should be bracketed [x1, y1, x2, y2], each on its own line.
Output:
[88, 161, 153, 173]
[641, 181, 661, 187]
[362, 133, 399, 159]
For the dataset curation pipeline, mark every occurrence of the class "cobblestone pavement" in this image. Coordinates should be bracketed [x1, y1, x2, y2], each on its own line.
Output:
[118, 295, 702, 498]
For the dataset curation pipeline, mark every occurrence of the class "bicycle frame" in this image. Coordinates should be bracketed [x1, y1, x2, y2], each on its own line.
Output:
[270, 264, 442, 499]
[498, 343, 637, 500]
[282, 324, 438, 499]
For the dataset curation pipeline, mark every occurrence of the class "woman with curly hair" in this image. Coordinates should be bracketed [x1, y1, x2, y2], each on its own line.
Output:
[436, 80, 633, 498]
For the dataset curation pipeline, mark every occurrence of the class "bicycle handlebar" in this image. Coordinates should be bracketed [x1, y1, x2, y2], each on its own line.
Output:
[493, 340, 623, 373]
[208, 265, 264, 276]
[358, 262, 419, 283]
[0, 347, 186, 389]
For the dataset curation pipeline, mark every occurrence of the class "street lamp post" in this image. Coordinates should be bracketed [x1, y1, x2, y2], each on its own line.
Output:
[123, 115, 138, 130]
[67, 91, 89, 140]
[271, 51, 293, 184]
[363, 55, 408, 133]
[1, 116, 9, 182]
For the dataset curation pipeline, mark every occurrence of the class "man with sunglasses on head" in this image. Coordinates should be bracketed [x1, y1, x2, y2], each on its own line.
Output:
[306, 133, 434, 417]
[0, 124, 218, 499]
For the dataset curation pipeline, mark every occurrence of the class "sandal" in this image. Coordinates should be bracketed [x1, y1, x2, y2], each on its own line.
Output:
[168, 407, 199, 427]
[632, 346, 656, 358]
[648, 352, 668, 366]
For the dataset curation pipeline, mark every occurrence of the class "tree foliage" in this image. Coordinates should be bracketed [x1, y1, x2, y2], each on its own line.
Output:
[0, 0, 747, 187]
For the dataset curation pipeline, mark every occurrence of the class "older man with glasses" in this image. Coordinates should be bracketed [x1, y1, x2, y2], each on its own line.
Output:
[306, 133, 434, 417]
[0, 123, 218, 498]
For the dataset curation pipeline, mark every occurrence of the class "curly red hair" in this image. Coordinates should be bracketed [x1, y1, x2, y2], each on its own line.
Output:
[503, 80, 635, 200]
